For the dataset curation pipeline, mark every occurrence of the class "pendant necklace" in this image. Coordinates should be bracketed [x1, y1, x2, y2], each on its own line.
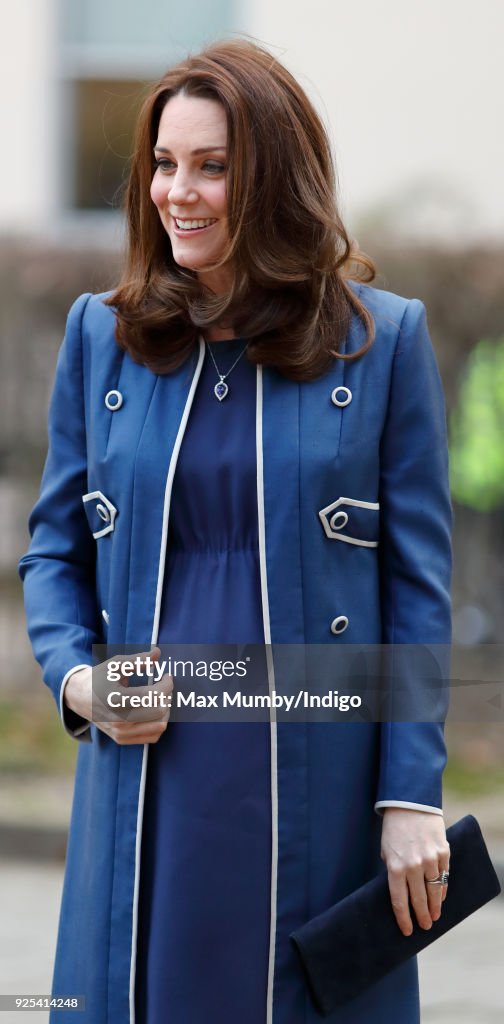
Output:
[206, 340, 248, 401]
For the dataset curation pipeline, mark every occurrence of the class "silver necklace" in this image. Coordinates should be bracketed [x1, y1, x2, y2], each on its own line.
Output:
[206, 340, 248, 401]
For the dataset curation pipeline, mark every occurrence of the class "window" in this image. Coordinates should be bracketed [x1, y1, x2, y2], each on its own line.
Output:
[58, 0, 236, 211]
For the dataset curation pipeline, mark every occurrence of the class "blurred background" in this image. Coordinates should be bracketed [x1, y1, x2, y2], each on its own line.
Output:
[1, 1, 503, 1021]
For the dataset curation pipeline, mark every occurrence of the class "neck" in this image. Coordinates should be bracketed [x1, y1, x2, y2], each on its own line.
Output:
[204, 325, 236, 342]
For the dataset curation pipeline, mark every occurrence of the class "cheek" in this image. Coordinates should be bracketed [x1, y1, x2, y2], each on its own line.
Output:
[215, 183, 228, 219]
[150, 177, 166, 210]
[203, 180, 228, 219]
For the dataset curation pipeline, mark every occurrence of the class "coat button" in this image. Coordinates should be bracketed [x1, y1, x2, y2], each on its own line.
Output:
[330, 615, 349, 635]
[105, 389, 123, 411]
[329, 510, 348, 531]
[331, 386, 352, 407]
[96, 504, 111, 523]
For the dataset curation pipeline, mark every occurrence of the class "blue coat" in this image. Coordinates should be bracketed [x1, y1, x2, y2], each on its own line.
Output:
[19, 283, 452, 1023]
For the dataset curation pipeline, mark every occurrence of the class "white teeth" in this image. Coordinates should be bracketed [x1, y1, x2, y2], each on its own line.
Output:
[174, 218, 216, 230]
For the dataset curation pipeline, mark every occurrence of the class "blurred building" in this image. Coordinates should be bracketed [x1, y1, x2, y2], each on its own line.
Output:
[0, 0, 236, 235]
[1, 1, 503, 242]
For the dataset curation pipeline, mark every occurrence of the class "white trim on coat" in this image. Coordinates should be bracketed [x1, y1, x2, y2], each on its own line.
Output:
[59, 664, 92, 738]
[256, 365, 279, 1024]
[82, 489, 117, 539]
[318, 495, 380, 547]
[128, 340, 206, 1024]
[374, 800, 443, 815]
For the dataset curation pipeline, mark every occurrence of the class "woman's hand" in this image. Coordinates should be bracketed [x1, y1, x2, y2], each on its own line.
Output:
[380, 807, 450, 936]
[63, 647, 173, 745]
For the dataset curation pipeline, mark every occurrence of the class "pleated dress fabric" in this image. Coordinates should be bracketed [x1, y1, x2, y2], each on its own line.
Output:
[135, 339, 273, 1023]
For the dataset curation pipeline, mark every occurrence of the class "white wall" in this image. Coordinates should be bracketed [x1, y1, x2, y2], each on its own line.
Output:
[0, 0, 59, 232]
[242, 0, 504, 242]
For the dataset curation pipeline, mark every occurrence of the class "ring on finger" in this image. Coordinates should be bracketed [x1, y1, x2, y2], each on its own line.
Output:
[425, 870, 449, 886]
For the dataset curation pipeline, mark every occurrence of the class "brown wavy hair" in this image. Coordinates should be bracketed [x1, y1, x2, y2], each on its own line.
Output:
[107, 38, 376, 379]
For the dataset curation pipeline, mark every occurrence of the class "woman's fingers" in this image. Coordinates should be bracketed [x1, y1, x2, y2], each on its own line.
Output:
[387, 869, 413, 936]
[381, 808, 450, 935]
[388, 860, 448, 935]
[425, 848, 450, 917]
[91, 648, 173, 729]
[107, 677, 174, 723]
[407, 863, 437, 929]
[97, 718, 169, 745]
[115, 646, 162, 683]
[65, 653, 176, 739]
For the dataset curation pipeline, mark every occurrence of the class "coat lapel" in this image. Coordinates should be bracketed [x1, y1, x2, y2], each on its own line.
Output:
[125, 343, 205, 644]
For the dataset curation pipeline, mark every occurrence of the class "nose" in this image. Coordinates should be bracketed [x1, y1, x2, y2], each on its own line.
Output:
[167, 168, 198, 205]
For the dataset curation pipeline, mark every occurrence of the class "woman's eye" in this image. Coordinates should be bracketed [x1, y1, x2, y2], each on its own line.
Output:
[153, 158, 175, 173]
[203, 161, 226, 174]
[153, 157, 226, 176]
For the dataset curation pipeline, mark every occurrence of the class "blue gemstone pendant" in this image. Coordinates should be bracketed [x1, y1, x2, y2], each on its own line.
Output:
[214, 379, 229, 401]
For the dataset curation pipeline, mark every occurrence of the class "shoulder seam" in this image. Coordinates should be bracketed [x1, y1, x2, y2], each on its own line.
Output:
[394, 297, 425, 359]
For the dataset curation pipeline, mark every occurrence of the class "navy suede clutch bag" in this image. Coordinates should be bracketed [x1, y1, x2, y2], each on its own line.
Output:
[290, 815, 501, 1016]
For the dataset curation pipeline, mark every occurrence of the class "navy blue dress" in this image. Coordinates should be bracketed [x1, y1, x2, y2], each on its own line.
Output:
[135, 339, 272, 1023]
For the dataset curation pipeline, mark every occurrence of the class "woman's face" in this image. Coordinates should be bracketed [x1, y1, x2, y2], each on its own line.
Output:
[151, 93, 231, 294]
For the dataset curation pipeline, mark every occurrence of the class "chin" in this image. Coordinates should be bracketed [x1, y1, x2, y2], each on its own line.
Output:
[171, 249, 218, 275]
[168, 247, 198, 270]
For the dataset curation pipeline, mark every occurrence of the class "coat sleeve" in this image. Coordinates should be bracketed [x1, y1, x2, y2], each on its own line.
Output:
[19, 293, 100, 739]
[374, 298, 452, 814]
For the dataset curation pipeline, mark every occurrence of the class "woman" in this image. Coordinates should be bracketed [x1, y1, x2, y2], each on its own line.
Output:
[19, 39, 451, 1024]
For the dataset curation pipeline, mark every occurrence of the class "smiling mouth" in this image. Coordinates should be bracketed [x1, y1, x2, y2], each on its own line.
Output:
[173, 218, 217, 231]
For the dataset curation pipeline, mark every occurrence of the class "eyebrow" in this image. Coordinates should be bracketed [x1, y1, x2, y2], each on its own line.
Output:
[153, 145, 227, 155]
